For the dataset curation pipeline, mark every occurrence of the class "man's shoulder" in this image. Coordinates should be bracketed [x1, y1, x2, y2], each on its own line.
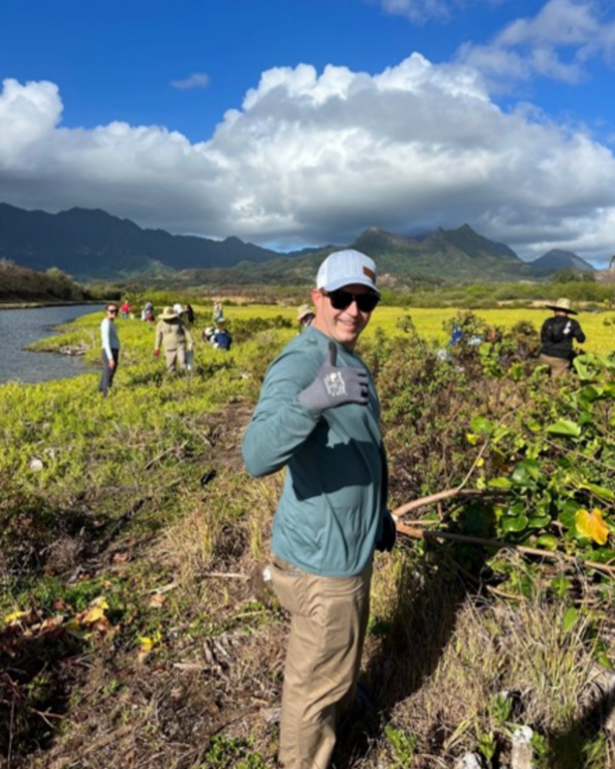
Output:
[278, 328, 322, 357]
[267, 329, 323, 375]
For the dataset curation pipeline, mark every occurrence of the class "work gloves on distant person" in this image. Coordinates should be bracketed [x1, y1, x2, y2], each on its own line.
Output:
[376, 511, 397, 552]
[298, 341, 369, 411]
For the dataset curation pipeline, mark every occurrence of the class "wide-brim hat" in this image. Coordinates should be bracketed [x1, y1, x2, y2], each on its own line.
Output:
[160, 306, 179, 320]
[297, 304, 314, 322]
[316, 249, 380, 296]
[546, 297, 577, 315]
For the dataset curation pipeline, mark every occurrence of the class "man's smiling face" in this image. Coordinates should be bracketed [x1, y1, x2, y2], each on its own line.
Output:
[311, 283, 376, 350]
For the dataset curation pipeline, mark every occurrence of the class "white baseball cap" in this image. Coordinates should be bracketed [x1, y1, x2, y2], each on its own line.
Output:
[316, 250, 379, 296]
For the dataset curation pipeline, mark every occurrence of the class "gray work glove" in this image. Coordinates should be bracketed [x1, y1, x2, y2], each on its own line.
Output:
[298, 341, 369, 411]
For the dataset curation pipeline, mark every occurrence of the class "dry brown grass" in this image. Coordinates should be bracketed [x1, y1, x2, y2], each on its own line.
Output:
[5, 529, 615, 769]
[355, 549, 615, 769]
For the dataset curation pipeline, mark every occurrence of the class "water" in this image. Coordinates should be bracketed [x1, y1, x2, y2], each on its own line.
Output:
[0, 304, 103, 385]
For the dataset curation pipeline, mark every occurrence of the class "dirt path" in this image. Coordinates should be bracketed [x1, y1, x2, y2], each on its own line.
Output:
[204, 397, 255, 474]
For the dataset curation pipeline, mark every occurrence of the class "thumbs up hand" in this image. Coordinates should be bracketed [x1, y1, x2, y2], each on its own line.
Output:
[298, 341, 369, 411]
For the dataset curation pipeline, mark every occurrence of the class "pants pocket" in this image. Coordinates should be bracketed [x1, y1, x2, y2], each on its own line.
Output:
[270, 560, 308, 617]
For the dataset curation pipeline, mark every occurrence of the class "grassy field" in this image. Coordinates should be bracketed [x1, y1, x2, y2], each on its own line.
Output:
[205, 303, 615, 354]
[28, 302, 613, 359]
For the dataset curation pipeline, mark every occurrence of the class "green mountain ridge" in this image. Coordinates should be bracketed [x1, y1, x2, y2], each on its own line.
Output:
[530, 248, 595, 275]
[0, 203, 279, 279]
[0, 203, 590, 285]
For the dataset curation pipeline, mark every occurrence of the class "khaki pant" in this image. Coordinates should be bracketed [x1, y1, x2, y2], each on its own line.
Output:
[270, 556, 372, 769]
[164, 345, 186, 372]
[538, 353, 571, 378]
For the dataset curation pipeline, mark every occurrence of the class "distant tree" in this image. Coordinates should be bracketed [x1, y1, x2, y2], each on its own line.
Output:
[552, 268, 578, 283]
[45, 267, 79, 300]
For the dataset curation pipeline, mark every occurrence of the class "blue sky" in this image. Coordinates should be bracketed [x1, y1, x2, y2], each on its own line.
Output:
[2, 0, 615, 265]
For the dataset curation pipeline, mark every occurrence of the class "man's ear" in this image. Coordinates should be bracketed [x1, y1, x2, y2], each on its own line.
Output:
[310, 287, 322, 307]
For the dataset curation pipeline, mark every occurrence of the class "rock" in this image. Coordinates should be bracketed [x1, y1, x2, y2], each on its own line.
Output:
[454, 753, 484, 769]
[29, 457, 44, 471]
[511, 725, 533, 769]
[59, 343, 87, 356]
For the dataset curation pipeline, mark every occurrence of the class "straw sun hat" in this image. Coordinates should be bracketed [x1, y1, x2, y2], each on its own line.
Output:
[297, 304, 314, 322]
[546, 298, 577, 315]
[160, 306, 179, 320]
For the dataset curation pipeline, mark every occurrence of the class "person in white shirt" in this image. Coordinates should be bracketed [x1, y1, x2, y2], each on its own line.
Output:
[99, 304, 120, 396]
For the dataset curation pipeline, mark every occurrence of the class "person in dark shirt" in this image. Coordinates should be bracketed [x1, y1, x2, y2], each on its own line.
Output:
[203, 323, 232, 350]
[538, 298, 585, 377]
[212, 324, 232, 351]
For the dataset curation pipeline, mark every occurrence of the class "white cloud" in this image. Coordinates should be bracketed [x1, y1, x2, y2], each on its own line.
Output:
[170, 72, 210, 90]
[376, 0, 451, 24]
[457, 0, 615, 89]
[374, 0, 525, 25]
[0, 79, 63, 157]
[1, 54, 615, 262]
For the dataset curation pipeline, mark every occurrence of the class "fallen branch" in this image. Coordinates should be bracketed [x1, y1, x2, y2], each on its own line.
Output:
[199, 571, 248, 580]
[393, 426, 496, 519]
[394, 407, 520, 520]
[393, 488, 484, 518]
[396, 521, 615, 578]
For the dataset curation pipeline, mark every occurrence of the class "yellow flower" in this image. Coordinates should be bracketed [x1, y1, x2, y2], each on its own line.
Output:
[575, 508, 609, 545]
[4, 610, 29, 625]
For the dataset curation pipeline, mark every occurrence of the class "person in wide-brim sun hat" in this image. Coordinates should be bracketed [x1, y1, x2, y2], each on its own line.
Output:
[154, 307, 194, 372]
[545, 297, 577, 315]
[539, 297, 585, 377]
[159, 306, 179, 321]
[297, 303, 315, 329]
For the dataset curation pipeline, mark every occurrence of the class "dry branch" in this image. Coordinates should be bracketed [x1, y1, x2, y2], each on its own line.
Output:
[396, 521, 615, 577]
[392, 431, 492, 519]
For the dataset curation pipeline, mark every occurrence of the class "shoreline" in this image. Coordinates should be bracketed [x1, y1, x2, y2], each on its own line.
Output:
[0, 300, 106, 311]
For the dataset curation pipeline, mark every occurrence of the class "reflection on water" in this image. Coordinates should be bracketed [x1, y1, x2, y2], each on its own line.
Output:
[0, 305, 103, 385]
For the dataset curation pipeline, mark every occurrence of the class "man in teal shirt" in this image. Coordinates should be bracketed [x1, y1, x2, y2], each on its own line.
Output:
[242, 249, 395, 769]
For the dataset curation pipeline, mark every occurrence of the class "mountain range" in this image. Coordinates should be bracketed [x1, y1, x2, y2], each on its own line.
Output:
[0, 203, 595, 284]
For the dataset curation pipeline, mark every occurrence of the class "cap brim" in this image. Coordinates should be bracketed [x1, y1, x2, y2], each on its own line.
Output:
[321, 276, 380, 297]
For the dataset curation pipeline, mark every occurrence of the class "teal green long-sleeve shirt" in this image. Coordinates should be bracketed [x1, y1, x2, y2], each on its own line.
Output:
[242, 326, 387, 578]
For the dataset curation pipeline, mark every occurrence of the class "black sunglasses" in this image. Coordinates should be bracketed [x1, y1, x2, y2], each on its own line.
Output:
[323, 289, 379, 313]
